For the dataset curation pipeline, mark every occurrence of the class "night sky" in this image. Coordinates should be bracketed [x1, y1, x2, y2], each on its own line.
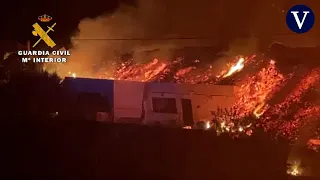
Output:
[2, 0, 134, 50]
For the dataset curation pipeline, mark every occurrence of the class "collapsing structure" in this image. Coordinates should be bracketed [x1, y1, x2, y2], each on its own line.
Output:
[62, 77, 236, 127]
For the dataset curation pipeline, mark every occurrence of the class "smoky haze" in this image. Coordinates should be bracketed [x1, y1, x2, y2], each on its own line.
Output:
[49, 0, 267, 78]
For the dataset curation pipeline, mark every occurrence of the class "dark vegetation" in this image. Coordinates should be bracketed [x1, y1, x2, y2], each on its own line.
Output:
[1, 53, 320, 180]
[1, 119, 319, 180]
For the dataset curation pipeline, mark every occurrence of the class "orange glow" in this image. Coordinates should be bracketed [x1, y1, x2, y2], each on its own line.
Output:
[222, 57, 245, 78]
[42, 54, 320, 140]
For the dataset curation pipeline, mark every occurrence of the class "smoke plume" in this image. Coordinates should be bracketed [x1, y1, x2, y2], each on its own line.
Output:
[45, 0, 260, 79]
[48, 1, 178, 77]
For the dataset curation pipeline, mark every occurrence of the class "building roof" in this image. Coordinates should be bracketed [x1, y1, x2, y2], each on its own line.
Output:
[63, 77, 114, 106]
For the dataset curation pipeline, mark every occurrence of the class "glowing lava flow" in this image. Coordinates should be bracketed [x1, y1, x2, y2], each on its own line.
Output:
[233, 60, 286, 118]
[113, 58, 170, 81]
[45, 53, 320, 141]
[273, 68, 320, 116]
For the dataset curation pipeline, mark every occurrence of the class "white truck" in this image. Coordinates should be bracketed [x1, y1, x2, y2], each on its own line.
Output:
[63, 77, 237, 127]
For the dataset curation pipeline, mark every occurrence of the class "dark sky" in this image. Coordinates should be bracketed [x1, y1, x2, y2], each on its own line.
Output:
[2, 0, 134, 47]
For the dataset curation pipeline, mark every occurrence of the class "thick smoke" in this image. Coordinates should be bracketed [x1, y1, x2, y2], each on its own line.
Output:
[50, 1, 178, 77]
[45, 0, 260, 79]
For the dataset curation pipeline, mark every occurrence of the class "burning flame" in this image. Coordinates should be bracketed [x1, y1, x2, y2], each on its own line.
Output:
[253, 102, 268, 118]
[233, 60, 285, 118]
[222, 57, 245, 78]
[68, 71, 77, 78]
[41, 52, 320, 142]
[205, 121, 211, 130]
[287, 162, 302, 176]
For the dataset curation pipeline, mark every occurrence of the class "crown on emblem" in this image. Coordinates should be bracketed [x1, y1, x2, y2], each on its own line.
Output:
[38, 14, 52, 22]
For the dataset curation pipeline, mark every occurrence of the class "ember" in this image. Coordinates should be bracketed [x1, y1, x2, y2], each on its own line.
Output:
[287, 161, 302, 176]
[44, 54, 320, 141]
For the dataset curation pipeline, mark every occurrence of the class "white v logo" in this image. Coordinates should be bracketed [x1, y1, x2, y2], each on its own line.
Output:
[290, 11, 310, 29]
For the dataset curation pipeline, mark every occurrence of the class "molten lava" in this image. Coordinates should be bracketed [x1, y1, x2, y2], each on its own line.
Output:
[233, 60, 286, 118]
[44, 54, 320, 141]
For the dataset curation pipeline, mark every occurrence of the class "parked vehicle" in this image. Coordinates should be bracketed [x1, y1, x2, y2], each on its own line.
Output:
[62, 77, 236, 127]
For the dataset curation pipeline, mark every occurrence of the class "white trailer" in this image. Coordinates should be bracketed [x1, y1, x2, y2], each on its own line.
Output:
[64, 78, 237, 127]
[111, 80, 236, 126]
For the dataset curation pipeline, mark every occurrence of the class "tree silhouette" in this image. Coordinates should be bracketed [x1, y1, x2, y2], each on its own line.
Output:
[0, 70, 62, 122]
[1, 52, 43, 82]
